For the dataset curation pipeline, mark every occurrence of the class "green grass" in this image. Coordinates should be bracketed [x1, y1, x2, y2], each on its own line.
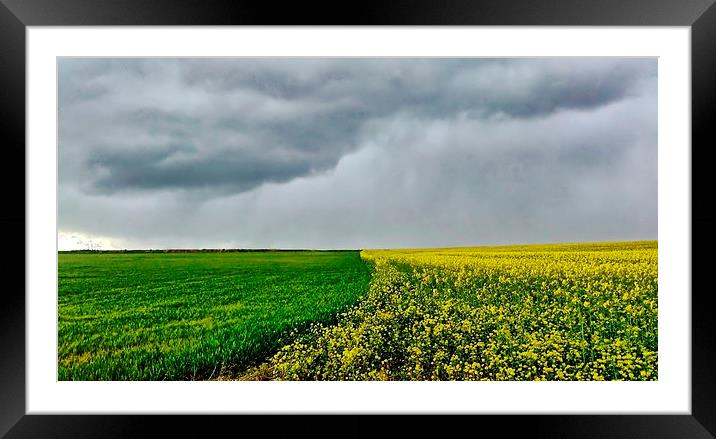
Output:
[58, 250, 371, 380]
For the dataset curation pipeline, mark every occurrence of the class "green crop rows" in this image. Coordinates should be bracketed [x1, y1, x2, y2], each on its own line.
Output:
[58, 251, 371, 380]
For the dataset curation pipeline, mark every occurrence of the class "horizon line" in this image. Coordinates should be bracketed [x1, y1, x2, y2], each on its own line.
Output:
[57, 238, 658, 253]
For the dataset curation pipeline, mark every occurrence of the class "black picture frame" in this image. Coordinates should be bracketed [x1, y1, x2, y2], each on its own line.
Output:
[2, 0, 715, 437]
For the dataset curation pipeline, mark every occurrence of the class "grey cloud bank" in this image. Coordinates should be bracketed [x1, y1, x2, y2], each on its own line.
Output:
[58, 58, 657, 249]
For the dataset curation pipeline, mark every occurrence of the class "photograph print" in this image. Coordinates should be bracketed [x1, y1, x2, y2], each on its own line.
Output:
[58, 57, 657, 381]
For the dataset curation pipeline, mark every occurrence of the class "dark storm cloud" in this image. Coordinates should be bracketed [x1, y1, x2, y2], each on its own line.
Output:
[87, 144, 313, 193]
[178, 58, 650, 118]
[58, 58, 657, 249]
[59, 58, 654, 195]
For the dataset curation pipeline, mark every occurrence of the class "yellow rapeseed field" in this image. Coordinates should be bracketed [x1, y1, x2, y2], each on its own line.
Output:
[270, 241, 657, 380]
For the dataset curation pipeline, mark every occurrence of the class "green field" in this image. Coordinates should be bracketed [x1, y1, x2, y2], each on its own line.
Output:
[58, 251, 371, 380]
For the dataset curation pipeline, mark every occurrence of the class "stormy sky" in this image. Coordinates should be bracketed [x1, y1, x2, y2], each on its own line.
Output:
[58, 58, 657, 250]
